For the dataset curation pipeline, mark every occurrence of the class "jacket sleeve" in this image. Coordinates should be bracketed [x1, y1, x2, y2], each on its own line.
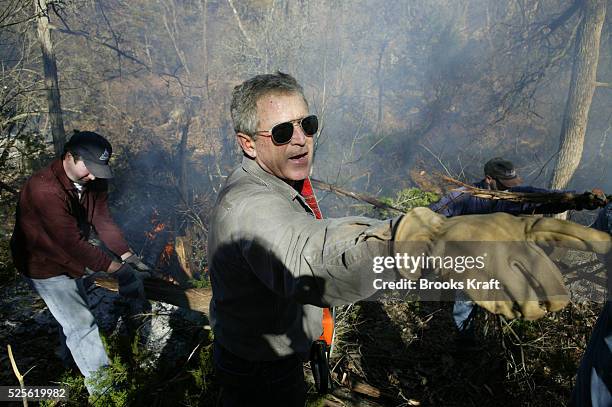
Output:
[30, 184, 114, 272]
[91, 184, 130, 257]
[593, 204, 612, 233]
[429, 190, 470, 217]
[220, 192, 398, 307]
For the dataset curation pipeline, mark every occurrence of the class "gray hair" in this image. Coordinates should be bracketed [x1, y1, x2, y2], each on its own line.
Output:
[230, 72, 308, 137]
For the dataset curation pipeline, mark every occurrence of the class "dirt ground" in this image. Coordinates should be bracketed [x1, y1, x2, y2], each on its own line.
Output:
[0, 249, 606, 406]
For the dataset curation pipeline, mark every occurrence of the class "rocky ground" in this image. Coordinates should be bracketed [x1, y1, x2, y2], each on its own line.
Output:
[0, 278, 210, 406]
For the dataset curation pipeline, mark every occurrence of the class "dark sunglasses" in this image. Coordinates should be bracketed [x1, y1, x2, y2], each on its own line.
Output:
[255, 115, 318, 145]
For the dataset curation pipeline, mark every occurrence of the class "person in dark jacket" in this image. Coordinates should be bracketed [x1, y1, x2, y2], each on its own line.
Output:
[429, 157, 602, 344]
[10, 131, 152, 394]
[571, 202, 612, 407]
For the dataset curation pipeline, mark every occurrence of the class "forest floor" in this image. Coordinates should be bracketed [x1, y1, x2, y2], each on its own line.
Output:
[0, 249, 606, 406]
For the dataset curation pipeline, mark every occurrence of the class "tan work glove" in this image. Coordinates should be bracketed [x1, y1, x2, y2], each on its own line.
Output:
[394, 207, 611, 320]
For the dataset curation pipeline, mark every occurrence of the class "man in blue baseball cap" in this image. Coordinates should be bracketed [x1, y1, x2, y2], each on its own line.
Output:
[64, 130, 114, 179]
[430, 157, 606, 347]
[11, 130, 152, 395]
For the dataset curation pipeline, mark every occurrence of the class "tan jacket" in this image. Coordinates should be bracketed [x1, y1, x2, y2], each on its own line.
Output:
[208, 157, 398, 361]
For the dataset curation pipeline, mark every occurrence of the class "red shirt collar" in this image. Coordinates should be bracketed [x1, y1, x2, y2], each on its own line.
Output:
[299, 178, 323, 220]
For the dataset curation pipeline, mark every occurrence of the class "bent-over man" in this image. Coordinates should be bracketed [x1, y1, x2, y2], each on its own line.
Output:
[429, 157, 603, 345]
[10, 131, 151, 394]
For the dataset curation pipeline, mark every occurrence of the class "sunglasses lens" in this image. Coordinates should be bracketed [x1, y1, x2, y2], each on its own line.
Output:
[301, 115, 318, 136]
[271, 122, 294, 144]
[268, 115, 319, 144]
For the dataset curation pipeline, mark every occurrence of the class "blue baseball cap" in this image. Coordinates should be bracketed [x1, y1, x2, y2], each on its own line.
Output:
[65, 131, 113, 179]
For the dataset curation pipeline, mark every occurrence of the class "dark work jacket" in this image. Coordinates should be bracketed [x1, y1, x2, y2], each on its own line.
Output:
[593, 202, 612, 233]
[10, 159, 130, 279]
[429, 180, 574, 217]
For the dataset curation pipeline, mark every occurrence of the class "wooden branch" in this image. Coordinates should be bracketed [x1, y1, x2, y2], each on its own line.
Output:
[545, 0, 581, 34]
[7, 344, 28, 407]
[565, 266, 607, 286]
[311, 179, 403, 213]
[441, 175, 609, 206]
[94, 276, 212, 314]
[331, 370, 394, 399]
[0, 180, 19, 196]
[53, 27, 150, 69]
[35, 0, 66, 157]
[595, 81, 612, 89]
[227, 0, 254, 47]
[559, 259, 602, 275]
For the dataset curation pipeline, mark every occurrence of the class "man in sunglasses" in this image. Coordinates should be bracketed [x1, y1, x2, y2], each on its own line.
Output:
[430, 157, 605, 347]
[208, 73, 610, 406]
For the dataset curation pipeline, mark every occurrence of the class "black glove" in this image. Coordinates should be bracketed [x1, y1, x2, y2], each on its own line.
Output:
[113, 263, 150, 299]
[124, 253, 152, 272]
[575, 192, 607, 211]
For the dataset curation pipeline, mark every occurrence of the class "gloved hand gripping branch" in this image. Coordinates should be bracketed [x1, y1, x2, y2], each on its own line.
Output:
[113, 263, 150, 300]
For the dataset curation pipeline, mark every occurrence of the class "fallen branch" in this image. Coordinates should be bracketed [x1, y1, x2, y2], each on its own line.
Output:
[331, 370, 394, 399]
[94, 276, 212, 314]
[441, 175, 609, 207]
[311, 179, 403, 213]
[7, 344, 28, 407]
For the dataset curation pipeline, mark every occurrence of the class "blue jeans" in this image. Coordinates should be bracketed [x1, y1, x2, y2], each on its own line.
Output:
[213, 341, 306, 407]
[571, 301, 612, 407]
[26, 275, 110, 395]
[453, 291, 476, 334]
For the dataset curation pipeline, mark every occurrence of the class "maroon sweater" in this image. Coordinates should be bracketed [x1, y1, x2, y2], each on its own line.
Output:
[10, 159, 130, 278]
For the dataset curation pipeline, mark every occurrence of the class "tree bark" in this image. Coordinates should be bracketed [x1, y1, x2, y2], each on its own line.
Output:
[34, 0, 66, 157]
[175, 101, 194, 204]
[549, 0, 606, 218]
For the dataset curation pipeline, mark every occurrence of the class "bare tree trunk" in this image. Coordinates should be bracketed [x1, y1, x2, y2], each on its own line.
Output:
[174, 103, 193, 204]
[376, 40, 389, 131]
[34, 0, 66, 157]
[550, 0, 606, 219]
[177, 123, 190, 204]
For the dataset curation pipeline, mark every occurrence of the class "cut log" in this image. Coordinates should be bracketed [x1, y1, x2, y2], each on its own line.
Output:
[174, 236, 194, 279]
[331, 371, 392, 399]
[94, 277, 212, 314]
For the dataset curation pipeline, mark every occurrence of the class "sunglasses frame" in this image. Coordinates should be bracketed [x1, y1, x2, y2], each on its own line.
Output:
[255, 115, 318, 145]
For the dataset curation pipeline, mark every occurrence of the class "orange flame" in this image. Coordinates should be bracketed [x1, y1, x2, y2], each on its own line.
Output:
[160, 241, 174, 265]
[145, 222, 167, 239]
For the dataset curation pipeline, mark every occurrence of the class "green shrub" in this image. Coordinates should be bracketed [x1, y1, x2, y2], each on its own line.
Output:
[369, 187, 439, 219]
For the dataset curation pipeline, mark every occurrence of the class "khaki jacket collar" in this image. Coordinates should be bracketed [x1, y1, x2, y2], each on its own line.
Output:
[241, 156, 302, 202]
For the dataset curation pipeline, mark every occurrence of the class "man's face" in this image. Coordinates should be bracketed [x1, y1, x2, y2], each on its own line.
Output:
[486, 175, 522, 191]
[63, 153, 96, 184]
[251, 92, 313, 182]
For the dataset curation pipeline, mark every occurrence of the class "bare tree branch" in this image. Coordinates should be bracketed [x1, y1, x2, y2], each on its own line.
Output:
[53, 27, 150, 69]
[311, 178, 403, 213]
[227, 0, 254, 47]
[545, 0, 581, 34]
